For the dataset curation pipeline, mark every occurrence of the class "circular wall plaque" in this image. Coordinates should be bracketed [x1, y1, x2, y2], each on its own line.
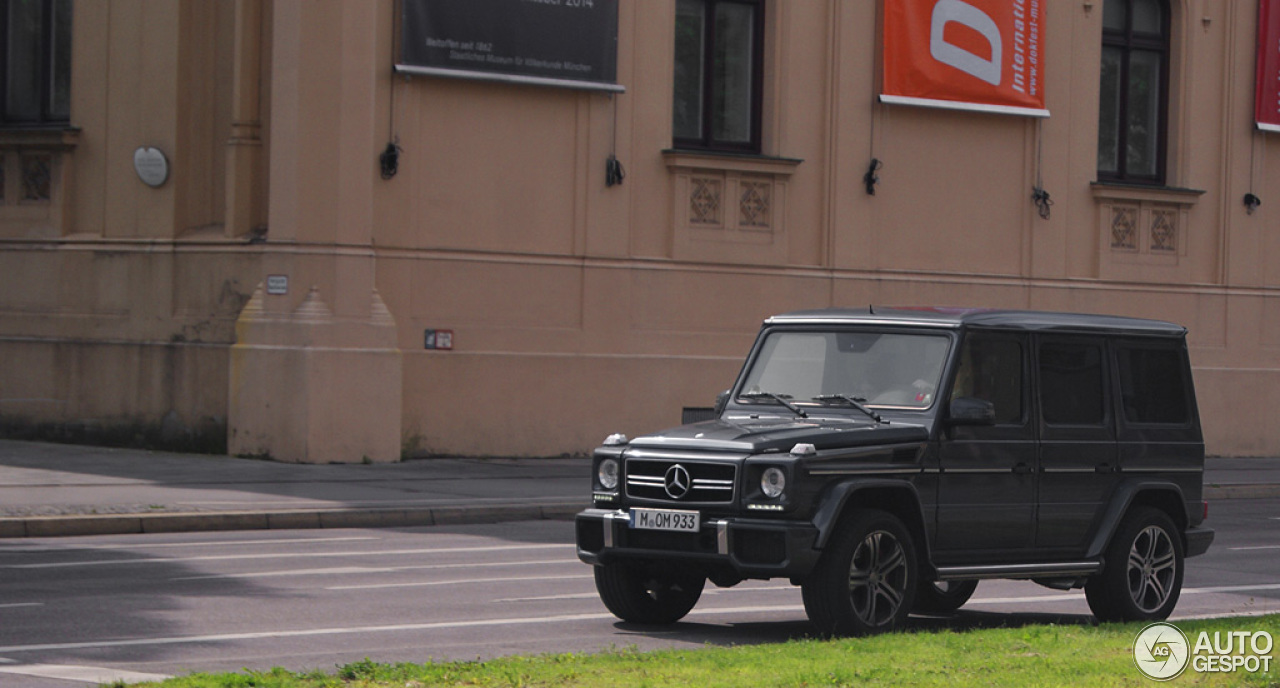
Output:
[133, 147, 170, 187]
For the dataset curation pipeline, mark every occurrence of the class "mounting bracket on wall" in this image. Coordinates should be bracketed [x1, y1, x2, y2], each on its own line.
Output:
[379, 139, 401, 180]
[1032, 187, 1054, 220]
[863, 158, 882, 195]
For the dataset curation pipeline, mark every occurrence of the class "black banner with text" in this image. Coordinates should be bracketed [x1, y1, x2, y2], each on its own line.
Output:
[399, 0, 621, 92]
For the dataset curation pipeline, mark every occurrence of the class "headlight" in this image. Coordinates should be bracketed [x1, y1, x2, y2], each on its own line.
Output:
[598, 458, 619, 490]
[761, 467, 786, 498]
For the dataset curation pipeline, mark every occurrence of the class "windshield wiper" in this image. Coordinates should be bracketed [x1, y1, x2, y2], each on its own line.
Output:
[739, 391, 808, 418]
[813, 394, 884, 423]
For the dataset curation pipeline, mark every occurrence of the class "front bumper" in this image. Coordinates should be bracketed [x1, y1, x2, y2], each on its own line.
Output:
[574, 508, 821, 579]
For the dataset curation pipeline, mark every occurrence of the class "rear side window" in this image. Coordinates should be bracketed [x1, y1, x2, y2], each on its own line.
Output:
[1116, 345, 1190, 425]
[1039, 341, 1106, 425]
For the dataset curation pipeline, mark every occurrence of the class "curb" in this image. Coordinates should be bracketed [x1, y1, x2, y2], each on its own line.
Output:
[0, 502, 584, 539]
[1204, 483, 1280, 500]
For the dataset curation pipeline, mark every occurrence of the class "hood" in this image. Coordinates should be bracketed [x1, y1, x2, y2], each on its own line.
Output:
[625, 416, 929, 454]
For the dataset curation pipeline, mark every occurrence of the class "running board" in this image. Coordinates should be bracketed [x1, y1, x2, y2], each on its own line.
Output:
[935, 560, 1101, 581]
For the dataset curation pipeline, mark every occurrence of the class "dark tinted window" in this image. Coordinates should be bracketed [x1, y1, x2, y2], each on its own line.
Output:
[951, 336, 1023, 425]
[1117, 345, 1189, 424]
[673, 0, 763, 152]
[1040, 342, 1106, 425]
[1097, 0, 1170, 184]
[2, 0, 72, 125]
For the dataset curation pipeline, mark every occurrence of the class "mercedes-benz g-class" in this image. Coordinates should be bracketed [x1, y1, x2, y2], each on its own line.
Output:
[575, 307, 1214, 635]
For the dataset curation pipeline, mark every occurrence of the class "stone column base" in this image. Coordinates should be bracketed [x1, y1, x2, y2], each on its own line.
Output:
[228, 284, 402, 463]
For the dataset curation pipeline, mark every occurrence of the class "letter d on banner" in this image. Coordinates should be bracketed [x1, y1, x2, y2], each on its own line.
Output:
[930, 0, 1002, 86]
[882, 0, 1047, 117]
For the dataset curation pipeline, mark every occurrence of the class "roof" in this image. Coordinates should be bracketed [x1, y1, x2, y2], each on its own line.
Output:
[764, 307, 1187, 337]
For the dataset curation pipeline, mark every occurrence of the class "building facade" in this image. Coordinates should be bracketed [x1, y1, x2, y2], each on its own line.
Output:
[1, 0, 1278, 461]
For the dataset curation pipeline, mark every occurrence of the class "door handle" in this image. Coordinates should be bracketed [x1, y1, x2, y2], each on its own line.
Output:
[1095, 463, 1112, 474]
[1012, 463, 1032, 474]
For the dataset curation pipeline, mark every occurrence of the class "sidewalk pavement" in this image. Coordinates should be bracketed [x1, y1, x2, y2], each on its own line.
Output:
[0, 439, 1278, 539]
[0, 440, 587, 538]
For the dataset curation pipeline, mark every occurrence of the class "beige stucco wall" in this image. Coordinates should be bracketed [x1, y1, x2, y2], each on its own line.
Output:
[1, 0, 1279, 460]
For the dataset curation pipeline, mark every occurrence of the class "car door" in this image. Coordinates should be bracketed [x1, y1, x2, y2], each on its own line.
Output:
[934, 330, 1036, 563]
[1035, 335, 1119, 555]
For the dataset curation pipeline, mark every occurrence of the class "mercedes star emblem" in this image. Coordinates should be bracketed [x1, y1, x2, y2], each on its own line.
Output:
[664, 464, 691, 499]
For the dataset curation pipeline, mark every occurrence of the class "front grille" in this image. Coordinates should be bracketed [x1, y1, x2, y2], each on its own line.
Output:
[625, 458, 737, 504]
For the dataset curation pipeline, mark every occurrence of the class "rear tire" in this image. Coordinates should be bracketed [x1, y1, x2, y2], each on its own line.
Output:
[802, 509, 917, 636]
[913, 579, 978, 614]
[594, 562, 705, 624]
[1085, 506, 1184, 622]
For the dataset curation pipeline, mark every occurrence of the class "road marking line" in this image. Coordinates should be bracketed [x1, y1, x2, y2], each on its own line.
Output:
[175, 566, 385, 580]
[172, 558, 581, 581]
[493, 583, 799, 604]
[1229, 545, 1280, 551]
[966, 583, 1280, 606]
[1184, 583, 1280, 595]
[1175, 609, 1280, 620]
[0, 603, 42, 609]
[326, 573, 594, 591]
[969, 593, 1084, 605]
[86, 536, 383, 550]
[0, 605, 807, 655]
[1, 536, 382, 555]
[1, 543, 573, 569]
[0, 663, 171, 684]
[493, 592, 601, 602]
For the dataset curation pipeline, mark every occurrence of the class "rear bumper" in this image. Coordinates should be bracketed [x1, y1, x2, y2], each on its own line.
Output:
[1184, 526, 1215, 558]
[574, 508, 821, 579]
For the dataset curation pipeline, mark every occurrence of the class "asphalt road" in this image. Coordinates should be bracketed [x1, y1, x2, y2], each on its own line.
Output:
[0, 499, 1277, 686]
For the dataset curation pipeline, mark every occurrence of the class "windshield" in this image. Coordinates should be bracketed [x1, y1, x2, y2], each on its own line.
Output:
[738, 330, 951, 410]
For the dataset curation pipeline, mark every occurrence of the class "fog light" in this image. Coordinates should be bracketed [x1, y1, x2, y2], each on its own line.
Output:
[761, 467, 786, 498]
[598, 458, 619, 490]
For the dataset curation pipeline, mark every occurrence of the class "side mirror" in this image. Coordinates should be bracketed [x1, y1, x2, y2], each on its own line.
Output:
[947, 397, 996, 426]
[713, 390, 731, 415]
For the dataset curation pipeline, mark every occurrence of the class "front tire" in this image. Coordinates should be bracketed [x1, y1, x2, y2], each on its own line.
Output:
[1086, 506, 1184, 622]
[802, 509, 918, 636]
[594, 562, 705, 624]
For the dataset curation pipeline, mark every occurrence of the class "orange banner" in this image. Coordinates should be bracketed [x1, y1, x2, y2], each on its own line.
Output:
[1258, 0, 1280, 132]
[882, 0, 1048, 117]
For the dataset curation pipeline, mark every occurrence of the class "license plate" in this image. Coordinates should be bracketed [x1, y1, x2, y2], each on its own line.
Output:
[629, 508, 700, 532]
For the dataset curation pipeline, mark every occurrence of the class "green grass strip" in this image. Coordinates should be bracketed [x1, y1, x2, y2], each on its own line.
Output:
[121, 614, 1279, 688]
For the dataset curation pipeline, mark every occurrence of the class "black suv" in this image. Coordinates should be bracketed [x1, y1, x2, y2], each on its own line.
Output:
[576, 308, 1214, 635]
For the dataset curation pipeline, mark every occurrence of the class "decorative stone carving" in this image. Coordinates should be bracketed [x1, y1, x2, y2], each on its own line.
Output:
[739, 179, 771, 229]
[690, 176, 722, 225]
[1111, 206, 1138, 250]
[1150, 208, 1177, 252]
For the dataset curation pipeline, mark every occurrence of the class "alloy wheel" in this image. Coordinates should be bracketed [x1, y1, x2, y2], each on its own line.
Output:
[1126, 525, 1177, 613]
[848, 530, 909, 626]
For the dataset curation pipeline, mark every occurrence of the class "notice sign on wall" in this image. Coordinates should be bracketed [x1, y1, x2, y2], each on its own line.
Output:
[398, 0, 622, 93]
[1258, 0, 1280, 132]
[882, 0, 1048, 117]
